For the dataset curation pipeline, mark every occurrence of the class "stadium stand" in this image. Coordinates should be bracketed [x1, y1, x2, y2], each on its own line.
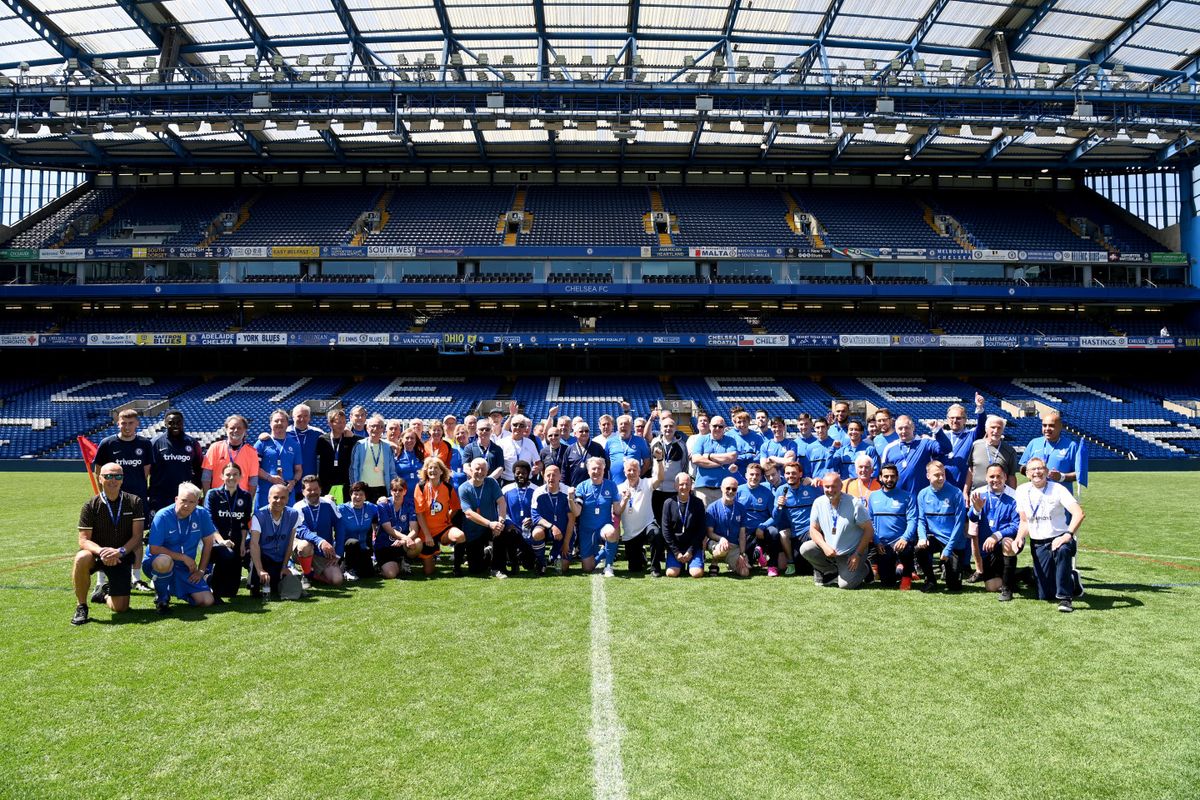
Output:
[57, 313, 235, 333]
[664, 188, 800, 247]
[791, 189, 949, 251]
[763, 312, 928, 334]
[6, 188, 126, 248]
[339, 376, 502, 424]
[240, 310, 414, 333]
[370, 186, 513, 246]
[512, 376, 664, 426]
[521, 186, 650, 246]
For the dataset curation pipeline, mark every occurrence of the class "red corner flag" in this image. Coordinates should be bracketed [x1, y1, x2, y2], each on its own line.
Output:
[77, 436, 99, 495]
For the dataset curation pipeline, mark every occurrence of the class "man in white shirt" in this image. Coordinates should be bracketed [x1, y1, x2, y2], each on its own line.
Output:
[1014, 457, 1086, 612]
[616, 455, 665, 576]
[498, 414, 542, 482]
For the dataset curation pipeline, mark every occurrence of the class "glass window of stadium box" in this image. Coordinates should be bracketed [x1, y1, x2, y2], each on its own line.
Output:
[788, 263, 854, 278]
[718, 262, 780, 281]
[397, 261, 458, 279]
[637, 261, 699, 278]
[85, 262, 144, 284]
[873, 262, 937, 282]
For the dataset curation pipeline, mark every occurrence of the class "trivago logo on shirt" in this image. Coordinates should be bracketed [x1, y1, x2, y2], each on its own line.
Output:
[159, 450, 194, 462]
[115, 456, 145, 467]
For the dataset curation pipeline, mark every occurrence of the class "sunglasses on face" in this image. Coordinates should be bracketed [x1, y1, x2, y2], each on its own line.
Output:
[102, 474, 124, 480]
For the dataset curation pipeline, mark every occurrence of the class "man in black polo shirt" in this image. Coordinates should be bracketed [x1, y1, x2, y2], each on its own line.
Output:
[94, 408, 153, 594]
[72, 462, 145, 625]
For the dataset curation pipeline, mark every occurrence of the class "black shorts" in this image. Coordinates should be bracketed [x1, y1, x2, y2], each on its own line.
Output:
[375, 545, 408, 566]
[980, 537, 1022, 579]
[91, 552, 135, 596]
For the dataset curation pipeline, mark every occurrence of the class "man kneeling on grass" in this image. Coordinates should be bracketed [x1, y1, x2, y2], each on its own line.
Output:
[249, 483, 301, 600]
[72, 463, 145, 625]
[143, 482, 218, 614]
[803, 471, 874, 589]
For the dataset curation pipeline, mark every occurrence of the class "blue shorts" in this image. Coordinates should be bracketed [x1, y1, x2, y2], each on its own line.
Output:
[577, 526, 605, 560]
[142, 556, 211, 601]
[666, 550, 704, 571]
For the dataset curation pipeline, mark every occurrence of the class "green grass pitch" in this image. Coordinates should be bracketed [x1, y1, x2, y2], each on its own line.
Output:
[1, 471, 1198, 800]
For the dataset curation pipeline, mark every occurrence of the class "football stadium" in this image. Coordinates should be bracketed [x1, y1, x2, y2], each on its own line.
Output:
[1, 0, 1199, 797]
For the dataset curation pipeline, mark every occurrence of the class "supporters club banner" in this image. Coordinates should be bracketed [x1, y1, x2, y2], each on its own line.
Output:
[337, 332, 391, 346]
[0, 333, 38, 347]
[235, 332, 288, 346]
[707, 334, 789, 348]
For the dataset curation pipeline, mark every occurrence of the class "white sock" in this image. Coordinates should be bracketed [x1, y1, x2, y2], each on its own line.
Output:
[95, 572, 108, 588]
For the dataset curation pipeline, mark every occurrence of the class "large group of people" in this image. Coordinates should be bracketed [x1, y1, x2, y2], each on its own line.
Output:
[70, 394, 1088, 625]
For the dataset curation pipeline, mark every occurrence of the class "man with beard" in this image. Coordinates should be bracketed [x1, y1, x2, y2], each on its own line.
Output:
[148, 410, 202, 516]
[803, 472, 874, 589]
[866, 464, 917, 589]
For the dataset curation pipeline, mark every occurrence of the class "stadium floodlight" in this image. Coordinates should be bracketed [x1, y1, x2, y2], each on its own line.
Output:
[0, 75, 10, 87]
[118, 58, 130, 69]
[219, 55, 231, 67]
[244, 55, 256, 67]
[252, 91, 271, 109]
[145, 57, 157, 69]
[272, 69, 285, 81]
[248, 71, 261, 81]
[695, 95, 714, 111]
[92, 58, 105, 71]
[322, 54, 335, 67]
[486, 92, 505, 109]
[913, 59, 925, 71]
[324, 70, 337, 82]
[271, 55, 283, 67]
[296, 55, 309, 67]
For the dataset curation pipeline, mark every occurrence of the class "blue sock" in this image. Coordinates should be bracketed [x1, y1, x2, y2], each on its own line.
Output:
[604, 540, 618, 568]
[152, 572, 171, 604]
[532, 541, 546, 566]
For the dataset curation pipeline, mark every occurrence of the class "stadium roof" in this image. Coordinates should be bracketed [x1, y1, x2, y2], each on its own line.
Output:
[0, 0, 1198, 170]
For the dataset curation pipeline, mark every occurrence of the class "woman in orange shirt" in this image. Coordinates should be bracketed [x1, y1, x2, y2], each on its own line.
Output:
[426, 420, 452, 469]
[412, 455, 465, 576]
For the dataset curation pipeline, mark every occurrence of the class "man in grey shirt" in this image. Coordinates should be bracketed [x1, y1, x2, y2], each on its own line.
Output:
[801, 471, 874, 589]
[965, 415, 1018, 492]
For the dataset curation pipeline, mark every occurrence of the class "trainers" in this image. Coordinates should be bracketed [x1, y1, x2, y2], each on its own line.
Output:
[999, 587, 1013, 602]
[344, 568, 359, 582]
[534, 562, 545, 577]
[767, 566, 779, 578]
[821, 572, 838, 587]
[491, 569, 508, 580]
[156, 600, 171, 615]
[603, 566, 615, 578]
[90, 582, 109, 605]
[784, 563, 796, 577]
[966, 570, 984, 584]
[132, 579, 153, 593]
[1058, 598, 1073, 613]
[920, 580, 938, 593]
[899, 575, 912, 591]
[299, 574, 312, 591]
[649, 567, 661, 578]
[71, 603, 89, 626]
[812, 570, 825, 586]
[708, 563, 720, 577]
[400, 560, 412, 576]
[756, 548, 769, 568]
[453, 565, 464, 577]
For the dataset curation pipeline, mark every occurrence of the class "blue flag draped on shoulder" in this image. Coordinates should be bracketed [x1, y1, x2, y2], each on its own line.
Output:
[1075, 439, 1088, 489]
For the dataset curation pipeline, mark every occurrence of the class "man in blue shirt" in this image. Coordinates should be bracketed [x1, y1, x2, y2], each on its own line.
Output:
[292, 475, 342, 587]
[770, 461, 822, 576]
[249, 483, 302, 600]
[705, 477, 749, 577]
[729, 411, 765, 482]
[572, 456, 623, 576]
[736, 462, 776, 573]
[1019, 411, 1087, 491]
[255, 409, 302, 511]
[871, 408, 898, 455]
[866, 463, 917, 589]
[967, 463, 1022, 601]
[501, 461, 539, 574]
[880, 416, 953, 495]
[144, 482, 218, 613]
[915, 460, 968, 593]
[458, 457, 510, 579]
[806, 418, 839, 486]
[759, 416, 804, 485]
[287, 403, 325, 502]
[834, 419, 876, 481]
[532, 463, 576, 573]
[605, 415, 651, 479]
[148, 410, 202, 515]
[940, 394, 987, 490]
[692, 415, 741, 504]
[828, 401, 852, 444]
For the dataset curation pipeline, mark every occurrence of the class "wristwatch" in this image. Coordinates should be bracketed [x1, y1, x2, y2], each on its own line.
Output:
[118, 547, 126, 558]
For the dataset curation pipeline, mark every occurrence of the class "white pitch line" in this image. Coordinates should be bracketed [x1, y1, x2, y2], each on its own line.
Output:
[590, 575, 629, 800]
[1083, 548, 1200, 562]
